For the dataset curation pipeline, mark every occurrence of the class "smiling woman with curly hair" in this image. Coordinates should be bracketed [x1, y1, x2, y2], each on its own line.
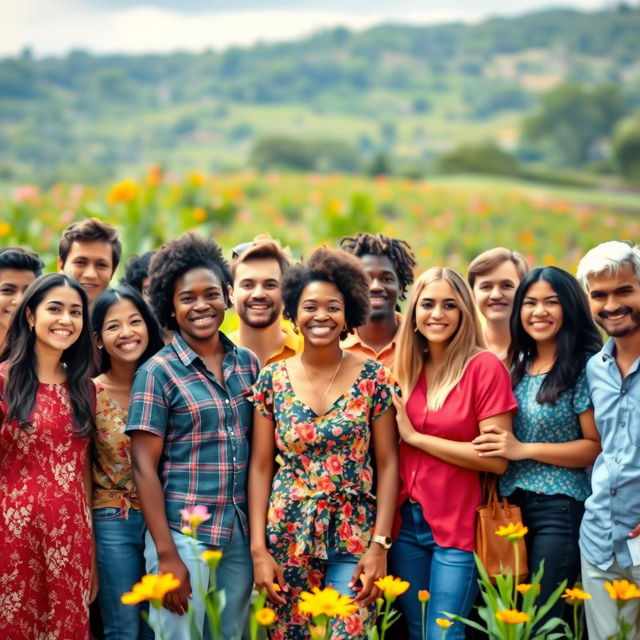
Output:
[248, 247, 399, 639]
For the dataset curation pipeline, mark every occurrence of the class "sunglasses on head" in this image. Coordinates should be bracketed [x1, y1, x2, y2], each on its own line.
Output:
[231, 241, 254, 260]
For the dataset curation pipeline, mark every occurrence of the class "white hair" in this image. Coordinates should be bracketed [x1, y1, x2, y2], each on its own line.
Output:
[576, 241, 640, 290]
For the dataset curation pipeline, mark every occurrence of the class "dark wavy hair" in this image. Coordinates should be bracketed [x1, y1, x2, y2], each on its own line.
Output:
[0, 247, 44, 275]
[148, 232, 231, 330]
[339, 233, 416, 300]
[92, 285, 164, 374]
[282, 247, 370, 340]
[509, 266, 602, 404]
[0, 273, 97, 437]
[121, 251, 155, 294]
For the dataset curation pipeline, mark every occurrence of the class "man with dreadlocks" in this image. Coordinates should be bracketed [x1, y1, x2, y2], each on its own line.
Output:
[339, 233, 416, 369]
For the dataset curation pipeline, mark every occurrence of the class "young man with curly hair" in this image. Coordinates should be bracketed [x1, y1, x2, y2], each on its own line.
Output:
[126, 232, 260, 639]
[339, 233, 416, 368]
[58, 217, 122, 304]
[229, 235, 302, 366]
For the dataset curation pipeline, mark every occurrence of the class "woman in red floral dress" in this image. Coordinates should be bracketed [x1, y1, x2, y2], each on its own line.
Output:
[0, 273, 98, 639]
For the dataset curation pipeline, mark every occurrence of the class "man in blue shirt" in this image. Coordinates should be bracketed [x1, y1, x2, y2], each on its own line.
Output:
[577, 241, 640, 639]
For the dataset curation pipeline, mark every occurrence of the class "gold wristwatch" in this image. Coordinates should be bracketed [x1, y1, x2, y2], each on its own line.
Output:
[372, 535, 393, 550]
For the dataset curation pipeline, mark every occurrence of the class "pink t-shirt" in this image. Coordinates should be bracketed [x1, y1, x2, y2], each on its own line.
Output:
[395, 351, 517, 551]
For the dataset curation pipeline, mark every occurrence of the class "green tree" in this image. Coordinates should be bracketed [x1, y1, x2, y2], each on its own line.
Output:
[437, 141, 519, 176]
[612, 117, 640, 182]
[523, 83, 627, 165]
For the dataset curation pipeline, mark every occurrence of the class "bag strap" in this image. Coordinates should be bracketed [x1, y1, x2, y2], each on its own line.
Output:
[480, 473, 500, 509]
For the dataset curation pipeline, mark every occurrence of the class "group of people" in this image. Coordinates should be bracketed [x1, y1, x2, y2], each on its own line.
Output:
[0, 218, 639, 640]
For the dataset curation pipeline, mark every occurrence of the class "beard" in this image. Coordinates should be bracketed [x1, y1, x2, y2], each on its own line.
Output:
[596, 307, 640, 337]
[238, 304, 280, 329]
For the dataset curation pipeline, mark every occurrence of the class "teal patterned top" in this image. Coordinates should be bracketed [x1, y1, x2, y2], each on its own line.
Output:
[500, 369, 592, 501]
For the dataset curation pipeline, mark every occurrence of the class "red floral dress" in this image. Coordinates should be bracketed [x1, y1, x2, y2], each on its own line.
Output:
[0, 375, 92, 639]
[251, 358, 396, 639]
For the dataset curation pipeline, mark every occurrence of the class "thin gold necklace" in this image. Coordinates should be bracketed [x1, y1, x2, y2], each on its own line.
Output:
[301, 352, 345, 407]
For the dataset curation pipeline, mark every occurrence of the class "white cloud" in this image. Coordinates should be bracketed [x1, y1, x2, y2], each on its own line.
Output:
[0, 0, 608, 58]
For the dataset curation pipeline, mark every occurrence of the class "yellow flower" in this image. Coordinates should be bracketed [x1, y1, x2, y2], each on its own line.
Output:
[375, 575, 410, 599]
[298, 586, 358, 619]
[146, 165, 163, 186]
[494, 522, 528, 541]
[121, 573, 180, 607]
[255, 607, 277, 626]
[189, 171, 206, 187]
[193, 207, 207, 222]
[418, 589, 430, 602]
[181, 526, 193, 536]
[562, 587, 591, 604]
[516, 583, 540, 595]
[495, 609, 531, 624]
[605, 579, 640, 600]
[436, 618, 454, 629]
[201, 550, 222, 567]
[107, 178, 138, 205]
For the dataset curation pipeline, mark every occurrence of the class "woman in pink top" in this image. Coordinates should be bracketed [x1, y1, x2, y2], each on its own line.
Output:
[390, 267, 517, 640]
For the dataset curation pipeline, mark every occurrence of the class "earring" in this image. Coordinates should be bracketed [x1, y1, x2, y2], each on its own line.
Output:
[29, 324, 34, 332]
[413, 325, 418, 332]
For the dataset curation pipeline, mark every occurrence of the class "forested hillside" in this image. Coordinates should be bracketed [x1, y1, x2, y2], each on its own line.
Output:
[2, 5, 639, 184]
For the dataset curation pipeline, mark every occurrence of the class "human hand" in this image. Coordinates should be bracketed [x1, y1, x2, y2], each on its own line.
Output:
[392, 391, 419, 446]
[158, 552, 192, 615]
[472, 424, 525, 460]
[252, 549, 288, 605]
[350, 545, 386, 606]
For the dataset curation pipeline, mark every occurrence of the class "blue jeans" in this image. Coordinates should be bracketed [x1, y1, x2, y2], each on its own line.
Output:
[93, 507, 154, 640]
[389, 502, 477, 640]
[509, 489, 584, 625]
[144, 514, 253, 640]
[325, 544, 360, 596]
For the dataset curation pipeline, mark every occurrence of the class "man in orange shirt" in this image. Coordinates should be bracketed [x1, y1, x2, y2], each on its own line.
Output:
[340, 233, 416, 368]
[229, 235, 302, 366]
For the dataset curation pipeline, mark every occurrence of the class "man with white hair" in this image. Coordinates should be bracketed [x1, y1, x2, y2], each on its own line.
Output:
[576, 241, 640, 638]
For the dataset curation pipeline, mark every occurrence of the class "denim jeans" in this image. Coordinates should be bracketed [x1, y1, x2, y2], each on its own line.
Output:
[509, 489, 584, 624]
[324, 543, 360, 596]
[144, 514, 253, 640]
[93, 507, 154, 640]
[389, 502, 477, 640]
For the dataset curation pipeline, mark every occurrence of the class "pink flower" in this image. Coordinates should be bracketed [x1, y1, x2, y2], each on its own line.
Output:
[345, 614, 364, 635]
[295, 423, 316, 443]
[180, 505, 211, 528]
[358, 379, 376, 396]
[317, 475, 336, 493]
[323, 455, 343, 475]
[338, 520, 353, 540]
[347, 537, 366, 554]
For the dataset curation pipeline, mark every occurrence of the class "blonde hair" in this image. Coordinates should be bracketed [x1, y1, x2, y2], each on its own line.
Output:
[395, 267, 485, 411]
[230, 233, 292, 280]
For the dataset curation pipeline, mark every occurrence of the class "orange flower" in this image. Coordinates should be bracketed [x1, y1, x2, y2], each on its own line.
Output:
[0, 222, 10, 237]
[495, 609, 531, 624]
[436, 618, 454, 629]
[121, 573, 180, 607]
[375, 575, 410, 599]
[562, 587, 591, 605]
[605, 580, 640, 600]
[516, 583, 539, 595]
[494, 522, 528, 541]
[107, 178, 138, 205]
[255, 607, 277, 626]
[193, 207, 207, 222]
[418, 589, 430, 602]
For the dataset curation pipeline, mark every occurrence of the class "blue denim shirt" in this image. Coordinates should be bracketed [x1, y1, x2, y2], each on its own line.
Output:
[580, 339, 640, 569]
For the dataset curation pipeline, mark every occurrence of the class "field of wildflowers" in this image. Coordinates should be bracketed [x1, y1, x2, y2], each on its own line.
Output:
[1, 169, 638, 275]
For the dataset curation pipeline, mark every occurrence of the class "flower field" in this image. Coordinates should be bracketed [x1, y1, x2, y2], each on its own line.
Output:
[1, 169, 637, 274]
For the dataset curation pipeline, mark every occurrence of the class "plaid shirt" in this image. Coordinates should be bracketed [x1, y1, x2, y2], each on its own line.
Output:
[126, 331, 259, 547]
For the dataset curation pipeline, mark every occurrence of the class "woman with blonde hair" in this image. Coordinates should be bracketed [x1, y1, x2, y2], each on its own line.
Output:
[390, 267, 517, 640]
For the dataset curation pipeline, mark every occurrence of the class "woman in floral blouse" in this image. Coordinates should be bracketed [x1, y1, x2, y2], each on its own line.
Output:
[91, 285, 163, 640]
[473, 267, 602, 625]
[248, 247, 399, 640]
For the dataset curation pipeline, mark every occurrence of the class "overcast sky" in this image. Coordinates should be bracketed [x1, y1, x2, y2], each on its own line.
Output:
[3, 0, 609, 58]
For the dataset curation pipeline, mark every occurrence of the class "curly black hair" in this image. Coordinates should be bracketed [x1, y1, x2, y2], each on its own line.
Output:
[121, 250, 155, 293]
[339, 233, 416, 300]
[282, 247, 370, 340]
[148, 232, 232, 330]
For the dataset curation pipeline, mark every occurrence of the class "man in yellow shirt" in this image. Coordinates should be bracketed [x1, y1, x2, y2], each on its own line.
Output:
[229, 235, 302, 366]
[340, 233, 416, 369]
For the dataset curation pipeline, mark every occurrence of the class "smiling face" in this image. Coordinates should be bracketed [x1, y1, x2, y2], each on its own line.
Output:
[26, 284, 84, 356]
[472, 260, 521, 323]
[415, 279, 461, 346]
[359, 254, 400, 321]
[58, 240, 114, 303]
[587, 264, 640, 338]
[233, 257, 283, 329]
[0, 268, 37, 343]
[172, 267, 226, 343]
[520, 279, 564, 347]
[98, 298, 150, 366]
[295, 280, 345, 346]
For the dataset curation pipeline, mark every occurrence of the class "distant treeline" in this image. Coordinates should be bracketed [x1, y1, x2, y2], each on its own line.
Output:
[1, 5, 640, 184]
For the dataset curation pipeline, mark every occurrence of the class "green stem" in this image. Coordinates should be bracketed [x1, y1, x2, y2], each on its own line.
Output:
[512, 540, 520, 607]
[421, 601, 427, 640]
[573, 604, 579, 640]
[380, 596, 393, 640]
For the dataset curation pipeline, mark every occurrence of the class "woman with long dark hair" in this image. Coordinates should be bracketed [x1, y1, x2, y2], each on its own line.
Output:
[0, 273, 98, 639]
[91, 285, 164, 640]
[473, 266, 602, 623]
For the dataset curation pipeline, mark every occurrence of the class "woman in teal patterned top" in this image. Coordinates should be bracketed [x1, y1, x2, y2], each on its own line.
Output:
[473, 266, 602, 624]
